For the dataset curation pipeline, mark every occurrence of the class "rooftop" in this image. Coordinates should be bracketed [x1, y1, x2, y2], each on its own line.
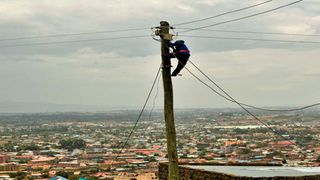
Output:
[183, 166, 320, 177]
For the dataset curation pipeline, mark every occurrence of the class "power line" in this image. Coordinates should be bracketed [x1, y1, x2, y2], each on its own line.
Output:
[173, 0, 273, 26]
[180, 34, 320, 44]
[162, 39, 319, 113]
[186, 61, 314, 152]
[176, 28, 320, 37]
[0, 27, 149, 42]
[148, 73, 161, 122]
[166, 40, 306, 155]
[240, 102, 320, 112]
[0, 35, 150, 48]
[187, 60, 320, 112]
[111, 65, 162, 168]
[183, 65, 297, 146]
[179, 0, 303, 33]
[166, 41, 304, 154]
[172, 56, 301, 149]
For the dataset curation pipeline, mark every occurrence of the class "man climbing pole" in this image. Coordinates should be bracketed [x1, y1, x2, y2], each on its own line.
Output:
[164, 40, 191, 76]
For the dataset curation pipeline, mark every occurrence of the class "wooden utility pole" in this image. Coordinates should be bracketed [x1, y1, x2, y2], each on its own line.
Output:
[159, 21, 180, 180]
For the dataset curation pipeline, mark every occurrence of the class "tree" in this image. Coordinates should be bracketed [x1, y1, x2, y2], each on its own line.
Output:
[86, 176, 99, 180]
[145, 156, 157, 162]
[69, 175, 81, 180]
[238, 148, 251, 155]
[199, 151, 207, 158]
[41, 173, 49, 178]
[9, 172, 27, 180]
[56, 171, 72, 179]
[1, 143, 16, 152]
[59, 139, 86, 151]
[22, 144, 40, 151]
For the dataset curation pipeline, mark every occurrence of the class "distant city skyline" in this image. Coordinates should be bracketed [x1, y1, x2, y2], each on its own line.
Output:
[0, 110, 319, 178]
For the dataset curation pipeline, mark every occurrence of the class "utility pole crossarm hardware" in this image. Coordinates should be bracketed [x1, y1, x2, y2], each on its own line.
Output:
[157, 21, 180, 180]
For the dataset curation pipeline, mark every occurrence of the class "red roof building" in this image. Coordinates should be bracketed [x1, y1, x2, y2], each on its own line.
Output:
[0, 155, 8, 164]
[269, 141, 296, 147]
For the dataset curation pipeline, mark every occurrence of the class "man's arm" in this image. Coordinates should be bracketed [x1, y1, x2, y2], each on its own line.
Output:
[167, 41, 176, 48]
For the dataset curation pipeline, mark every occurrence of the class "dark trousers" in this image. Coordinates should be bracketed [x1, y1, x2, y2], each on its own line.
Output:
[164, 53, 190, 76]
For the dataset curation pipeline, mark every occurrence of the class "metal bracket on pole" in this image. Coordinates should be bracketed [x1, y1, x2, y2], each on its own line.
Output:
[155, 22, 174, 40]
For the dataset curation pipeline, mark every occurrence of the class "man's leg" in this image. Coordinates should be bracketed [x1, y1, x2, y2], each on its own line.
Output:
[172, 54, 190, 76]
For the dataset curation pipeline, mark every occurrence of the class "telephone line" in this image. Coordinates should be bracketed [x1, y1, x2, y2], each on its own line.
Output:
[111, 65, 161, 168]
[180, 35, 320, 44]
[148, 73, 161, 122]
[0, 27, 149, 42]
[173, 0, 273, 26]
[188, 60, 320, 112]
[167, 40, 304, 154]
[176, 28, 320, 37]
[179, 0, 303, 33]
[0, 35, 149, 48]
[167, 40, 302, 156]
[184, 65, 297, 146]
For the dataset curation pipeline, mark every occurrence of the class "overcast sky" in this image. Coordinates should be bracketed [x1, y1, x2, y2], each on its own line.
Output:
[0, 0, 319, 112]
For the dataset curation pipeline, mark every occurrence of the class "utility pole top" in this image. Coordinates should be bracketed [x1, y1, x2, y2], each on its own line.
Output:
[160, 21, 169, 26]
[154, 21, 174, 41]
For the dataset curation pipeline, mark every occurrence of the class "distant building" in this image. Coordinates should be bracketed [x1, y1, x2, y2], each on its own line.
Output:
[0, 163, 19, 171]
[29, 157, 56, 165]
[0, 155, 7, 164]
[269, 140, 296, 147]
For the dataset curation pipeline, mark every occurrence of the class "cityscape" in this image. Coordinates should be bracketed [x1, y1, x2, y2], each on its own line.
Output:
[0, 109, 319, 179]
[1, 1, 320, 179]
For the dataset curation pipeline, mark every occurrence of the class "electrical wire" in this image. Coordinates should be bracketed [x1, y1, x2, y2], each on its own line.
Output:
[166, 32, 320, 110]
[111, 65, 162, 168]
[188, 60, 320, 112]
[176, 28, 320, 37]
[173, 0, 273, 26]
[148, 73, 161, 122]
[142, 73, 161, 148]
[160, 37, 320, 113]
[179, 0, 303, 33]
[158, 34, 318, 111]
[0, 27, 149, 42]
[0, 35, 150, 48]
[157, 28, 309, 158]
[183, 65, 297, 146]
[159, 24, 306, 156]
[180, 35, 320, 44]
[164, 41, 297, 146]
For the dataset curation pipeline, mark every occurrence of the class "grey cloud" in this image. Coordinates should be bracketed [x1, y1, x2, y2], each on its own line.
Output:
[0, 0, 319, 110]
